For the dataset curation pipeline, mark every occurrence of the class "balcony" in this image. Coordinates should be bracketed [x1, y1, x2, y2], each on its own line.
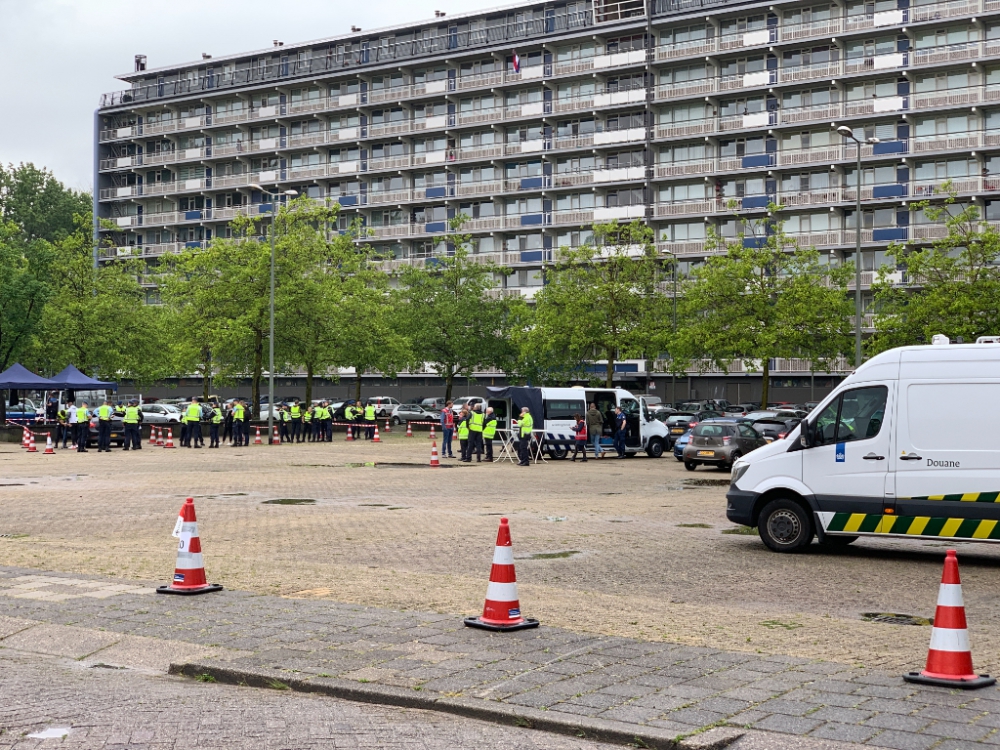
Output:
[456, 180, 504, 198]
[777, 60, 841, 84]
[656, 240, 710, 257]
[778, 188, 842, 208]
[367, 154, 411, 171]
[457, 71, 505, 91]
[655, 199, 716, 217]
[451, 144, 504, 163]
[655, 79, 716, 101]
[778, 102, 842, 126]
[656, 39, 716, 62]
[553, 94, 595, 114]
[552, 171, 595, 188]
[368, 189, 412, 206]
[912, 132, 982, 153]
[551, 208, 595, 225]
[778, 17, 843, 42]
[777, 146, 841, 167]
[552, 134, 595, 151]
[656, 159, 714, 178]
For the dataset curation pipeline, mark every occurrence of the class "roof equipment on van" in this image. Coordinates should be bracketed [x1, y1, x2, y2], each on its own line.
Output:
[976, 336, 1000, 344]
[931, 334, 950, 345]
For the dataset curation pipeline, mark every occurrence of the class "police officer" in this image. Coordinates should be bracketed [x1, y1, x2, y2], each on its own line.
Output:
[97, 398, 114, 452]
[209, 402, 222, 448]
[222, 402, 234, 445]
[364, 401, 377, 440]
[56, 403, 69, 449]
[344, 401, 355, 429]
[122, 400, 142, 450]
[322, 401, 333, 441]
[516, 406, 534, 466]
[468, 404, 485, 462]
[232, 399, 247, 446]
[290, 400, 303, 442]
[303, 403, 313, 442]
[456, 407, 471, 462]
[482, 406, 498, 462]
[279, 404, 291, 444]
[75, 401, 90, 453]
[185, 398, 203, 448]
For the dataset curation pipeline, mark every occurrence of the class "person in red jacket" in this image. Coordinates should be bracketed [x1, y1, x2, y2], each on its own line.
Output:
[571, 412, 588, 462]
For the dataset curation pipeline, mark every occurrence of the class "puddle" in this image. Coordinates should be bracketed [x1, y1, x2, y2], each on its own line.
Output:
[28, 728, 72, 740]
[544, 516, 568, 522]
[261, 498, 316, 505]
[862, 612, 933, 626]
[0, 534, 28, 539]
[219, 492, 248, 497]
[527, 550, 581, 560]
[0, 483, 24, 487]
[359, 503, 390, 507]
[387, 506, 408, 511]
[608, 519, 633, 524]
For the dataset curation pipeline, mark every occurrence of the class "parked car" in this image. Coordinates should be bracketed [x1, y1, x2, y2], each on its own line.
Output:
[683, 418, 766, 471]
[367, 396, 401, 418]
[673, 429, 692, 461]
[140, 403, 181, 423]
[87, 414, 126, 447]
[421, 397, 447, 410]
[685, 410, 725, 430]
[5, 397, 42, 422]
[451, 396, 485, 414]
[751, 417, 802, 443]
[390, 404, 441, 425]
[803, 401, 821, 412]
[664, 412, 696, 444]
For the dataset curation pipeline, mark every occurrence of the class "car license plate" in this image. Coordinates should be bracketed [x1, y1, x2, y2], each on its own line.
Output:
[697, 450, 714, 457]
[671, 428, 684, 434]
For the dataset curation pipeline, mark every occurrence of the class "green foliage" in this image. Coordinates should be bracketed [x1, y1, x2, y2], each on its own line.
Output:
[0, 163, 91, 243]
[0, 220, 54, 372]
[524, 221, 668, 388]
[669, 210, 853, 406]
[869, 191, 1000, 352]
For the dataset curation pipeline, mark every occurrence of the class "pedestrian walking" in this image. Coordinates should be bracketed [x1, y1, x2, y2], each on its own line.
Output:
[587, 402, 605, 459]
[96, 398, 114, 452]
[232, 399, 247, 446]
[290, 400, 303, 442]
[364, 401, 377, 440]
[75, 401, 89, 452]
[468, 403, 485, 462]
[456, 407, 471, 462]
[122, 399, 142, 450]
[516, 406, 533, 466]
[482, 406, 497, 462]
[209, 402, 222, 448]
[613, 406, 627, 458]
[571, 412, 588, 462]
[441, 402, 455, 458]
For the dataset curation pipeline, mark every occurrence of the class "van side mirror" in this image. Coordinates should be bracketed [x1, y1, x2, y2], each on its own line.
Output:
[800, 422, 813, 449]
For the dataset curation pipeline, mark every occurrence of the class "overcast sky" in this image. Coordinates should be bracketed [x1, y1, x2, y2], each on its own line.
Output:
[0, 0, 501, 192]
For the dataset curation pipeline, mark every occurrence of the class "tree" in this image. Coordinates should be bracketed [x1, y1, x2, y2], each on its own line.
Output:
[0, 220, 54, 372]
[525, 221, 669, 388]
[669, 210, 853, 407]
[868, 190, 1000, 353]
[0, 163, 91, 243]
[394, 219, 513, 402]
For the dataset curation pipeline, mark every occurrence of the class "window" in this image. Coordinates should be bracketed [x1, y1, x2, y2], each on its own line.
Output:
[812, 386, 888, 445]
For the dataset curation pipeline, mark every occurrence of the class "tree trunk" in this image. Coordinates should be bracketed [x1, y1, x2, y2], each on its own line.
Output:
[201, 348, 212, 401]
[605, 353, 615, 389]
[760, 357, 770, 410]
[354, 368, 362, 403]
[0, 395, 6, 425]
[251, 331, 263, 420]
[305, 362, 314, 406]
[444, 371, 454, 403]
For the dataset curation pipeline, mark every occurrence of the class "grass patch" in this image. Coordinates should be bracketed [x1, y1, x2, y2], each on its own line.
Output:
[195, 673, 217, 683]
[530, 550, 581, 560]
[676, 523, 712, 528]
[721, 526, 758, 535]
[760, 620, 803, 630]
[266, 679, 289, 690]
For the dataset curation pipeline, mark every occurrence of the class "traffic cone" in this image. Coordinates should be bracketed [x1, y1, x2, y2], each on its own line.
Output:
[373, 424, 381, 443]
[904, 550, 996, 689]
[157, 428, 165, 447]
[464, 517, 539, 632]
[156, 498, 223, 596]
[406, 422, 413, 437]
[21, 427, 29, 449]
[346, 424, 354, 441]
[429, 424, 436, 440]
[430, 439, 440, 467]
[272, 425, 281, 445]
[164, 428, 176, 448]
[43, 433, 55, 455]
[26, 432, 37, 453]
[384, 419, 391, 433]
[149, 426, 158, 447]
[254, 425, 262, 445]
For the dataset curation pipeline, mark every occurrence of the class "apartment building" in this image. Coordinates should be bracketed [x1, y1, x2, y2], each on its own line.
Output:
[96, 0, 999, 324]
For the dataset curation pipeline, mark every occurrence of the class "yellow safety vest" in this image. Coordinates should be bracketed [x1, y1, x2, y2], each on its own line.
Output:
[233, 404, 245, 421]
[469, 411, 484, 432]
[518, 413, 534, 437]
[483, 416, 497, 439]
[124, 406, 140, 424]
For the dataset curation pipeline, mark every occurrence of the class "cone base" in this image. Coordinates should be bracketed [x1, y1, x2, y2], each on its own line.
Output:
[904, 671, 996, 689]
[464, 616, 539, 632]
[156, 583, 224, 596]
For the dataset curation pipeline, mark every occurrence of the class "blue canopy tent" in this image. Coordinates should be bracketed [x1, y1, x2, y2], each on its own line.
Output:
[0, 363, 57, 390]
[48, 365, 118, 391]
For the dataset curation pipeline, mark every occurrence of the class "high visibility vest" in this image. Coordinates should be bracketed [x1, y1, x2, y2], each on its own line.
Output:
[457, 418, 470, 439]
[345, 406, 355, 420]
[124, 406, 140, 424]
[57, 409, 68, 422]
[98, 405, 113, 420]
[469, 411, 484, 432]
[364, 405, 376, 420]
[233, 404, 245, 421]
[518, 413, 534, 437]
[186, 403, 201, 422]
[303, 409, 312, 422]
[483, 416, 497, 439]
[290, 405, 301, 418]
[212, 408, 222, 424]
[281, 410, 291, 421]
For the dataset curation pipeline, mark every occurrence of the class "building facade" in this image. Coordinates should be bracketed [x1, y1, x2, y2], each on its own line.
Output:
[96, 0, 995, 327]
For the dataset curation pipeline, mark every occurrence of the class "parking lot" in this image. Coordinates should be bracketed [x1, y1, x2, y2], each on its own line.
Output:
[3, 434, 1000, 674]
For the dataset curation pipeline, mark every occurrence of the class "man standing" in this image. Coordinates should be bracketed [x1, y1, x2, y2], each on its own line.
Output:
[303, 403, 313, 441]
[613, 406, 627, 458]
[516, 406, 533, 466]
[322, 400, 333, 441]
[364, 401, 377, 440]
[72, 401, 87, 452]
[482, 406, 498, 462]
[209, 402, 222, 448]
[456, 407, 471, 462]
[290, 400, 303, 443]
[468, 403, 485, 463]
[232, 399, 246, 446]
[441, 402, 455, 458]
[96, 398, 114, 452]
[122, 400, 142, 450]
[279, 405, 291, 444]
[57, 402, 70, 449]
[587, 402, 605, 460]
[222, 402, 234, 446]
[186, 398, 203, 449]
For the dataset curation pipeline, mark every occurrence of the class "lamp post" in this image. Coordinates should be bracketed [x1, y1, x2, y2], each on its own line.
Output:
[836, 125, 879, 368]
[249, 184, 298, 442]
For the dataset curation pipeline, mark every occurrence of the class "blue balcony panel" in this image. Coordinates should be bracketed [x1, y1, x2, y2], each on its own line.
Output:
[425, 221, 447, 233]
[257, 203, 273, 214]
[872, 227, 907, 242]
[520, 250, 545, 262]
[184, 210, 203, 220]
[743, 236, 767, 248]
[872, 184, 906, 199]
[741, 195, 771, 210]
[741, 154, 772, 169]
[425, 186, 448, 198]
[338, 195, 359, 207]
[520, 213, 545, 226]
[873, 140, 907, 155]
[520, 176, 545, 190]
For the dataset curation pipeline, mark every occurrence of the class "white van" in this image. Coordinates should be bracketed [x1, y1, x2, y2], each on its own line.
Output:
[486, 386, 670, 458]
[727, 338, 1000, 552]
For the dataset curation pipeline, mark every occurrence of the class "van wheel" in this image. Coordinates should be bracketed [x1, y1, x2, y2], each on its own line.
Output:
[822, 534, 858, 547]
[684, 460, 697, 471]
[645, 438, 664, 458]
[548, 446, 568, 460]
[758, 498, 814, 553]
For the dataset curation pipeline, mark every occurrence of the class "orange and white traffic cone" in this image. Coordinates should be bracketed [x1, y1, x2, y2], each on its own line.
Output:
[157, 427, 165, 447]
[272, 425, 281, 445]
[26, 432, 37, 453]
[464, 517, 539, 632]
[164, 428, 176, 448]
[373, 424, 381, 443]
[43, 433, 55, 455]
[430, 439, 440, 467]
[428, 424, 436, 440]
[904, 549, 995, 689]
[254, 425, 262, 445]
[157, 498, 223, 596]
[149, 426, 158, 447]
[21, 427, 29, 449]
[346, 424, 354, 441]
[406, 422, 413, 437]
[384, 419, 391, 433]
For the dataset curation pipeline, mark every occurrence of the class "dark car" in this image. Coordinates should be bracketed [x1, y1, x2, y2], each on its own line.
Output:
[683, 418, 767, 471]
[673, 429, 692, 460]
[752, 418, 802, 443]
[87, 414, 126, 447]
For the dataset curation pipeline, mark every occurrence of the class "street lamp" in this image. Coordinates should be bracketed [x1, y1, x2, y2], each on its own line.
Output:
[249, 183, 298, 442]
[836, 125, 879, 368]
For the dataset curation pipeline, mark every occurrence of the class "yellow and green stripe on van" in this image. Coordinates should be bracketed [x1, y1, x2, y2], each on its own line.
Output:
[908, 492, 1000, 503]
[824, 512, 1000, 539]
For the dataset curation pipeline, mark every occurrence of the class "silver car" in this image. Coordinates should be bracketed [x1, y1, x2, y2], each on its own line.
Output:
[140, 403, 182, 423]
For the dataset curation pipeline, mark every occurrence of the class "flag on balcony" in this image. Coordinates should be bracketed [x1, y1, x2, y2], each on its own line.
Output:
[512, 51, 521, 73]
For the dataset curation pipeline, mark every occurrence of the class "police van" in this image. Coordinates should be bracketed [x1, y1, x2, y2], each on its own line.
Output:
[486, 386, 669, 458]
[727, 336, 1000, 552]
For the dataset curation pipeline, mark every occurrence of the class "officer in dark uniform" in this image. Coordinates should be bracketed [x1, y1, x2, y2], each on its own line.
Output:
[209, 402, 222, 448]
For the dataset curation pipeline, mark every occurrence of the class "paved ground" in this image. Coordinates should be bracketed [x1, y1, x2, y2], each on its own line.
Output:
[2, 437, 1000, 674]
[2, 567, 1000, 749]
